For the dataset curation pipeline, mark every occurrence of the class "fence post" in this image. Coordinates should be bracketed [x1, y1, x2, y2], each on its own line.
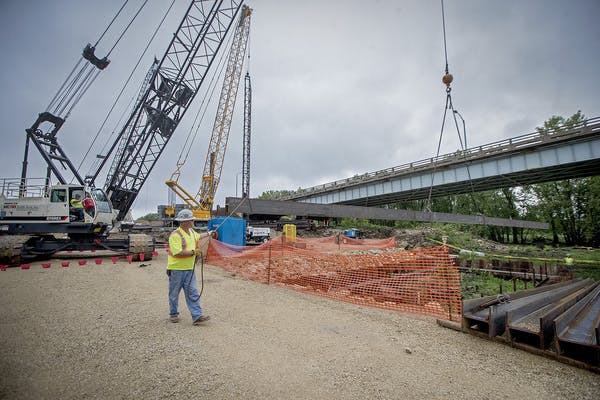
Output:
[441, 247, 452, 320]
[267, 243, 272, 285]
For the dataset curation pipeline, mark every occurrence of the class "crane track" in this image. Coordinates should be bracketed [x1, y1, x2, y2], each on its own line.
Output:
[0, 235, 30, 265]
[128, 234, 155, 261]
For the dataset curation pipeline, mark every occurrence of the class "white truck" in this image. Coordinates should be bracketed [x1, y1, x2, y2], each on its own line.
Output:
[246, 226, 270, 244]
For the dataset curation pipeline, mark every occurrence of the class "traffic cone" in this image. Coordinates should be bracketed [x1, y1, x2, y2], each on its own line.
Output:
[21, 264, 30, 270]
[42, 263, 51, 268]
[61, 262, 69, 268]
[126, 255, 133, 264]
[78, 260, 87, 266]
[94, 259, 103, 265]
[111, 256, 119, 264]
[139, 253, 145, 261]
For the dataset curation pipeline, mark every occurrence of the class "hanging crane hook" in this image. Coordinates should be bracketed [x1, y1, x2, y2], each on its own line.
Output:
[442, 71, 453, 92]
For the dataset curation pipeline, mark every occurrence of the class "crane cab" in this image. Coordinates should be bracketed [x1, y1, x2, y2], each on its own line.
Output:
[59, 185, 114, 225]
[0, 179, 115, 234]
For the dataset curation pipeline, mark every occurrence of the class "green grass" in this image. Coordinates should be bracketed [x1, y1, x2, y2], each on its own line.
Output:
[461, 271, 530, 300]
[457, 245, 600, 282]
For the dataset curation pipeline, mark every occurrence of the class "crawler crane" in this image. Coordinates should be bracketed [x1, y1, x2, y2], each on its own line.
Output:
[0, 1, 244, 264]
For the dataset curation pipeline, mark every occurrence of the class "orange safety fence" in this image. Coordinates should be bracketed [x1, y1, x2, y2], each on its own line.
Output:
[207, 235, 462, 321]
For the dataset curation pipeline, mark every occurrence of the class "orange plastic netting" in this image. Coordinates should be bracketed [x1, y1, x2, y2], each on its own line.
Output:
[206, 235, 462, 321]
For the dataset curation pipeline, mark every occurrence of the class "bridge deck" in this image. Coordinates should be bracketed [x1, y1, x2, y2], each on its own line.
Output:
[283, 117, 600, 206]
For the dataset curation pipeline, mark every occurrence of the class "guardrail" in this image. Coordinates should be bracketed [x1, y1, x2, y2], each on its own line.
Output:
[0, 178, 49, 198]
[281, 117, 600, 200]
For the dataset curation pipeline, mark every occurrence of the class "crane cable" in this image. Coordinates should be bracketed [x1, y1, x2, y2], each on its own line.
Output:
[246, 19, 252, 75]
[46, 0, 150, 121]
[78, 0, 177, 179]
[46, 0, 129, 114]
[179, 6, 253, 180]
[106, 0, 149, 58]
[93, 0, 130, 48]
[185, 194, 250, 300]
[168, 29, 237, 182]
[425, 0, 479, 213]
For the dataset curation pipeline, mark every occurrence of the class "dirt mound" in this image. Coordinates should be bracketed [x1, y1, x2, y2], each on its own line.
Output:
[299, 226, 438, 249]
[394, 227, 439, 249]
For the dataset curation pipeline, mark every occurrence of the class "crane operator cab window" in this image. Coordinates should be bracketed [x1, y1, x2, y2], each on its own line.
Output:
[50, 189, 67, 203]
[69, 188, 85, 221]
[90, 188, 111, 214]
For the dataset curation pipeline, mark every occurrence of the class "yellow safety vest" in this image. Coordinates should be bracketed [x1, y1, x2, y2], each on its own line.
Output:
[167, 227, 200, 270]
[70, 198, 83, 208]
[565, 257, 574, 268]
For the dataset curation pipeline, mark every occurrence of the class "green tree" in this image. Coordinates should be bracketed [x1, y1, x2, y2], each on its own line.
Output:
[523, 111, 600, 245]
[258, 190, 294, 200]
[137, 213, 159, 221]
[586, 176, 600, 246]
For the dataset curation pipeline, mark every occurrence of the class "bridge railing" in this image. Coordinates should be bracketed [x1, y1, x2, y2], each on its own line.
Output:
[282, 117, 600, 200]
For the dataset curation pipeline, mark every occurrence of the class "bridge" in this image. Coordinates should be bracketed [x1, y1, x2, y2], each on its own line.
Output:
[282, 117, 600, 206]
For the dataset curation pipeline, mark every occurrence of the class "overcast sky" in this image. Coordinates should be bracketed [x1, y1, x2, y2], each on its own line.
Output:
[1, 0, 599, 219]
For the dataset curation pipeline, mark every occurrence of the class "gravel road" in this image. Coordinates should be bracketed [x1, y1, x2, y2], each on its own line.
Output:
[1, 252, 598, 399]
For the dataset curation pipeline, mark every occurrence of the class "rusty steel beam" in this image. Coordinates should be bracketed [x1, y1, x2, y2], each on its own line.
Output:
[462, 280, 580, 337]
[554, 284, 600, 366]
[506, 280, 597, 349]
[225, 197, 549, 229]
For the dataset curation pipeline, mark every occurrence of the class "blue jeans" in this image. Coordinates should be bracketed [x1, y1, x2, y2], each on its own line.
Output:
[168, 269, 203, 321]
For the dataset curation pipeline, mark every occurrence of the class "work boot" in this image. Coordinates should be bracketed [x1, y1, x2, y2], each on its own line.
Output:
[193, 315, 210, 325]
[169, 315, 180, 323]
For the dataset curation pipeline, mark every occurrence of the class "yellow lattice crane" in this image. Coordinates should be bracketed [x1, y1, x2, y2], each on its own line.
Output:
[165, 5, 251, 220]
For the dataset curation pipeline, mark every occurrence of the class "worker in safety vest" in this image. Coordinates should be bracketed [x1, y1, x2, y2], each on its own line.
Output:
[70, 194, 84, 221]
[565, 254, 575, 271]
[166, 209, 210, 325]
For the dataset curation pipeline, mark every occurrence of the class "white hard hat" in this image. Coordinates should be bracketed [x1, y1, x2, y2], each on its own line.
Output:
[175, 209, 195, 221]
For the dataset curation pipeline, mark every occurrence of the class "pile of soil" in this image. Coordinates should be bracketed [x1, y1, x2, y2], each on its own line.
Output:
[301, 226, 440, 249]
